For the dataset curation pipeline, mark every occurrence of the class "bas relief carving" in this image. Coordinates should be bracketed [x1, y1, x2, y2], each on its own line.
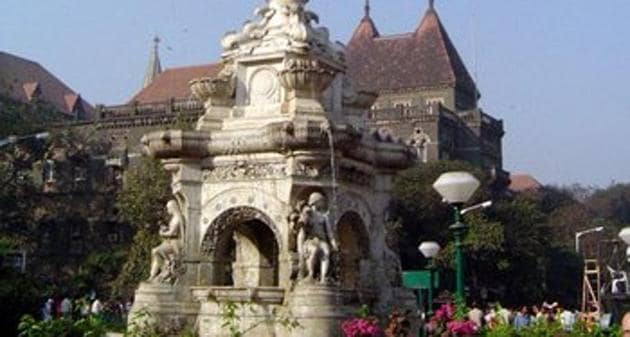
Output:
[249, 68, 281, 106]
[204, 162, 287, 182]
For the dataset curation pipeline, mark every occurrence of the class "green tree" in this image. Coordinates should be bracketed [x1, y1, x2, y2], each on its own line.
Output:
[112, 157, 171, 297]
[392, 161, 582, 306]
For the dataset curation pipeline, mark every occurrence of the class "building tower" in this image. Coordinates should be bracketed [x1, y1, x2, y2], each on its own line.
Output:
[143, 36, 163, 88]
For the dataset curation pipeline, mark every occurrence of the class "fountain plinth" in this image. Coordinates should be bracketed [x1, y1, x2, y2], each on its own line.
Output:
[131, 0, 418, 336]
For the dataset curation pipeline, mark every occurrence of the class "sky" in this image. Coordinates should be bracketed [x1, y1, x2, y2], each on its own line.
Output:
[2, 0, 630, 187]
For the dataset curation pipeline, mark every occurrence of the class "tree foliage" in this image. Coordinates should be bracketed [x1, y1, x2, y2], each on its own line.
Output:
[112, 157, 171, 297]
[392, 161, 579, 306]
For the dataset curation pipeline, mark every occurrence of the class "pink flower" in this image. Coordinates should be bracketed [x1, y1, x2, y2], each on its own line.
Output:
[433, 303, 455, 322]
[341, 318, 384, 337]
[446, 320, 478, 336]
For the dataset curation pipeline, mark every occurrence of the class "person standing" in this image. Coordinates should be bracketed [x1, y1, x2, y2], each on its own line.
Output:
[468, 302, 483, 328]
[91, 297, 103, 316]
[513, 306, 530, 329]
[60, 297, 73, 317]
[559, 307, 576, 331]
[41, 298, 54, 321]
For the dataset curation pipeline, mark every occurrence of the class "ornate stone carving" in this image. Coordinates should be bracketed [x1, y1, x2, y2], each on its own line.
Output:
[221, 0, 344, 63]
[292, 162, 320, 178]
[341, 76, 378, 109]
[279, 57, 337, 99]
[149, 200, 186, 284]
[249, 67, 281, 105]
[290, 192, 339, 284]
[408, 127, 430, 163]
[320, 165, 372, 186]
[204, 161, 287, 182]
[201, 207, 272, 255]
[189, 65, 236, 108]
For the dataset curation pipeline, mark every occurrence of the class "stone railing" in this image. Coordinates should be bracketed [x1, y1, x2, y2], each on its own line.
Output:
[457, 108, 504, 130]
[52, 99, 204, 130]
[99, 98, 203, 119]
[368, 104, 450, 123]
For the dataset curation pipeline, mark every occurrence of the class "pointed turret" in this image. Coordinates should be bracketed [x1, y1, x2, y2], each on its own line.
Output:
[346, 0, 479, 109]
[143, 36, 163, 88]
[349, 0, 380, 43]
[414, 1, 478, 101]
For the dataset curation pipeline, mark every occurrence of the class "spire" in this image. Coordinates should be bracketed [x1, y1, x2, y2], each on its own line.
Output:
[429, 0, 435, 10]
[364, 0, 370, 18]
[143, 35, 162, 88]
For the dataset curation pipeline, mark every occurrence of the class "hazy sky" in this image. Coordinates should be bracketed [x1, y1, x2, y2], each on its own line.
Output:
[2, 0, 630, 187]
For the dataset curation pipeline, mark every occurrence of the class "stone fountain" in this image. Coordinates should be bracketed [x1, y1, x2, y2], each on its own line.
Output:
[133, 0, 418, 336]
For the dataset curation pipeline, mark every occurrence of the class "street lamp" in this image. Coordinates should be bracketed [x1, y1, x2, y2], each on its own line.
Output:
[419, 241, 441, 316]
[433, 171, 481, 302]
[0, 132, 50, 148]
[618, 227, 630, 262]
[575, 226, 605, 253]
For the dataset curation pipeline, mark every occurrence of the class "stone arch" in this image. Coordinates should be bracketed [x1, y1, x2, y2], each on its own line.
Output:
[336, 211, 370, 290]
[200, 187, 287, 248]
[201, 206, 280, 287]
[334, 191, 373, 233]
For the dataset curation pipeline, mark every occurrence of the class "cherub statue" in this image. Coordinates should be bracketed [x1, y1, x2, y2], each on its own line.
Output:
[148, 200, 184, 284]
[294, 192, 339, 284]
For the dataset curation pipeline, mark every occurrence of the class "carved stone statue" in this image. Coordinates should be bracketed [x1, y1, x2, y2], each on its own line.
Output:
[294, 192, 339, 284]
[149, 200, 184, 284]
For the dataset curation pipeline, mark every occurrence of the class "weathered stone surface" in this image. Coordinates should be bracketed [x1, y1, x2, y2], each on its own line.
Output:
[130, 0, 418, 336]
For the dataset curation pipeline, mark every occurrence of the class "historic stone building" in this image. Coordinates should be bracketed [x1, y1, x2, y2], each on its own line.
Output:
[71, 1, 505, 178]
[0, 51, 94, 120]
[347, 1, 504, 173]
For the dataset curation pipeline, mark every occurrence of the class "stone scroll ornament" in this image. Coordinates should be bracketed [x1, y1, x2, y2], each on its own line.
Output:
[148, 199, 186, 284]
[289, 192, 339, 284]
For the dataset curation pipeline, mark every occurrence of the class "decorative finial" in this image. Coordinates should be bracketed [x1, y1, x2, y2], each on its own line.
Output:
[153, 35, 161, 49]
[364, 0, 370, 17]
[429, 0, 435, 9]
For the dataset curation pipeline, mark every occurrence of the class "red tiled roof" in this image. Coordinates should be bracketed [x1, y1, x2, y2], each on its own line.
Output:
[346, 8, 478, 96]
[509, 174, 543, 192]
[0, 51, 94, 118]
[129, 63, 221, 104]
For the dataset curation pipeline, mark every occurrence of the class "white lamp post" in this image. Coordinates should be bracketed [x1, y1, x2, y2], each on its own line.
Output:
[432, 171, 481, 302]
[575, 226, 605, 253]
[619, 227, 630, 262]
[419, 241, 441, 316]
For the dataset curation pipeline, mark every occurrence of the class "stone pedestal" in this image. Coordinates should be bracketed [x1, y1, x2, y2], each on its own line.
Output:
[130, 283, 199, 333]
[286, 285, 355, 337]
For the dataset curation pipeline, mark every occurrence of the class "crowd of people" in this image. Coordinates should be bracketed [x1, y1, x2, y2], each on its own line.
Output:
[466, 301, 600, 331]
[41, 293, 133, 324]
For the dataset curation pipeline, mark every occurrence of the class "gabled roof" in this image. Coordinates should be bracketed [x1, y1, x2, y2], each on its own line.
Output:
[346, 6, 478, 97]
[509, 174, 543, 193]
[0, 51, 94, 118]
[129, 63, 221, 104]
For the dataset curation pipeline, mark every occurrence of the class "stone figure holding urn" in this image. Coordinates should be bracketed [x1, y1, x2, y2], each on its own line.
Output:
[295, 192, 339, 284]
[149, 200, 184, 284]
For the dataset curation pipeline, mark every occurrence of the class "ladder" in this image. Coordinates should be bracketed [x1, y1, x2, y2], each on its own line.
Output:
[581, 258, 601, 317]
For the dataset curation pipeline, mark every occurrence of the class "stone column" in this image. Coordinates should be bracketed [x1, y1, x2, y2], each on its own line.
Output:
[164, 160, 203, 287]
